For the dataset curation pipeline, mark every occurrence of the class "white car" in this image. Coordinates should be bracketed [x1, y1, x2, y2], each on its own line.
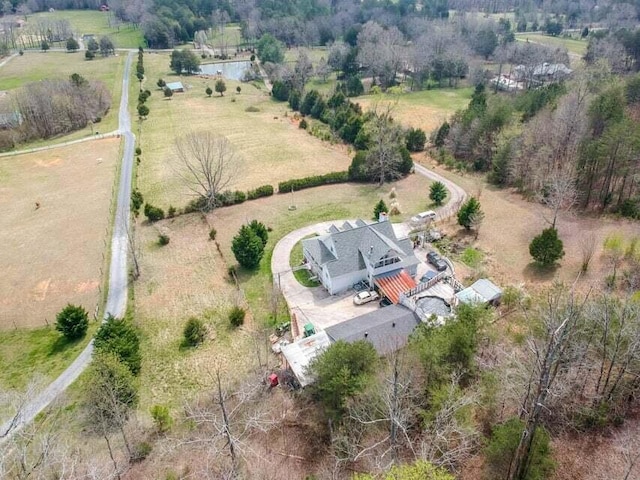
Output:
[410, 210, 437, 226]
[353, 290, 380, 305]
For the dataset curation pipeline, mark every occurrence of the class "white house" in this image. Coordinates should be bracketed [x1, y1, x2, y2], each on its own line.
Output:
[302, 219, 419, 296]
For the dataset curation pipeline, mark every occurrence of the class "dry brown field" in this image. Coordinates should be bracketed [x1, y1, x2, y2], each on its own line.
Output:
[0, 138, 119, 328]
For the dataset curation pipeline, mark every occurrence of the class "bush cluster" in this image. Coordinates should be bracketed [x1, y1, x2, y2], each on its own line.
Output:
[247, 184, 274, 200]
[278, 171, 349, 192]
[228, 306, 246, 327]
[144, 203, 165, 222]
[215, 190, 246, 206]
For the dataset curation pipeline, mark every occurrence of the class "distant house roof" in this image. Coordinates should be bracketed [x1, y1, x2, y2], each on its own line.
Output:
[533, 62, 572, 77]
[303, 220, 419, 279]
[455, 278, 502, 305]
[166, 81, 184, 91]
[324, 304, 420, 355]
[281, 331, 331, 387]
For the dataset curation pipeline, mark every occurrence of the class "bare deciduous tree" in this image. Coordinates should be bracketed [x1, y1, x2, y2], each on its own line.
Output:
[174, 132, 240, 212]
[538, 167, 580, 229]
[579, 233, 597, 273]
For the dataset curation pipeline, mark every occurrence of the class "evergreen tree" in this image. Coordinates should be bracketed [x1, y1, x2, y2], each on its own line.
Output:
[429, 181, 447, 206]
[55, 304, 89, 340]
[457, 197, 483, 230]
[529, 227, 565, 266]
[231, 224, 265, 269]
[94, 315, 142, 375]
[373, 199, 388, 219]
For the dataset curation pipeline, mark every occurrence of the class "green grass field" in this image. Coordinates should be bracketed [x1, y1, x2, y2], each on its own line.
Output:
[208, 24, 244, 49]
[25, 10, 144, 48]
[357, 87, 473, 133]
[0, 323, 98, 390]
[0, 51, 125, 143]
[516, 32, 587, 56]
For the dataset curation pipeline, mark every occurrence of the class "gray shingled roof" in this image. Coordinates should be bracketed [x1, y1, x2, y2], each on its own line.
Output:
[324, 304, 420, 355]
[303, 220, 419, 278]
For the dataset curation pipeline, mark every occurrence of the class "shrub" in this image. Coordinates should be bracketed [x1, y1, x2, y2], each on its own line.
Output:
[457, 197, 482, 230]
[429, 181, 447, 206]
[132, 441, 152, 462]
[94, 315, 141, 375]
[434, 121, 450, 148]
[248, 219, 268, 246]
[135, 147, 142, 156]
[299, 118, 308, 129]
[131, 189, 144, 216]
[272, 80, 291, 101]
[236, 86, 241, 93]
[373, 199, 388, 220]
[214, 190, 246, 206]
[348, 150, 369, 181]
[55, 304, 89, 340]
[300, 90, 321, 115]
[209, 228, 217, 240]
[619, 198, 640, 219]
[406, 127, 427, 152]
[206, 86, 213, 97]
[144, 203, 165, 222]
[246, 184, 274, 200]
[183, 317, 207, 346]
[278, 171, 349, 192]
[232, 224, 265, 269]
[288, 90, 301, 110]
[529, 227, 565, 266]
[150, 405, 173, 433]
[245, 105, 260, 112]
[167, 205, 177, 218]
[158, 234, 170, 246]
[229, 306, 246, 327]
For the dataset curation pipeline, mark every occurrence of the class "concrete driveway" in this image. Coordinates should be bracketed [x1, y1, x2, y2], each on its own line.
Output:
[271, 165, 467, 337]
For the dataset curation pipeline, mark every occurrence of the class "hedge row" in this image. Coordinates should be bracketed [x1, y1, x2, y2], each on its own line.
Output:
[278, 171, 349, 193]
[247, 184, 274, 200]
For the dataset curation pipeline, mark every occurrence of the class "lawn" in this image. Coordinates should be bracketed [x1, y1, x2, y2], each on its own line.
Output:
[0, 138, 120, 329]
[208, 23, 244, 50]
[356, 87, 473, 133]
[0, 322, 99, 390]
[0, 51, 126, 144]
[135, 52, 354, 210]
[134, 173, 433, 407]
[290, 235, 320, 287]
[515, 32, 587, 56]
[24, 10, 144, 48]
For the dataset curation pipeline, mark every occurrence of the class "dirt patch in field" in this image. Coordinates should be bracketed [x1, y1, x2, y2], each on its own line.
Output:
[358, 97, 452, 133]
[0, 139, 119, 329]
[418, 157, 639, 293]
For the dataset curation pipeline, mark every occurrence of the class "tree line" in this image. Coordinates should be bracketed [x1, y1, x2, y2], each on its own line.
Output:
[0, 73, 111, 149]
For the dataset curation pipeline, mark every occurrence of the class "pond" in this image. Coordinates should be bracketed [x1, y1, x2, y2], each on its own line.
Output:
[199, 61, 252, 81]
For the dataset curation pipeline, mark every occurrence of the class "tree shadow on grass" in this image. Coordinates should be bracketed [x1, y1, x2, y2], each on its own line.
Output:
[48, 335, 84, 356]
[523, 262, 560, 282]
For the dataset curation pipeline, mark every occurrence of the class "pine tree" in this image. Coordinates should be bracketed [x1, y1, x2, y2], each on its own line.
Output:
[429, 181, 447, 206]
[529, 228, 565, 266]
[373, 199, 388, 220]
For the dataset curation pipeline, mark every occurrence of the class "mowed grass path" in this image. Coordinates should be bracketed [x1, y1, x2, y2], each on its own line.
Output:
[357, 88, 473, 133]
[25, 10, 144, 48]
[0, 138, 119, 330]
[0, 52, 125, 145]
[136, 53, 353, 209]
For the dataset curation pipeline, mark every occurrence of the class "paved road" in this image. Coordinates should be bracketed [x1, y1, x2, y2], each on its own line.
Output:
[271, 165, 467, 334]
[0, 51, 135, 442]
[0, 52, 18, 69]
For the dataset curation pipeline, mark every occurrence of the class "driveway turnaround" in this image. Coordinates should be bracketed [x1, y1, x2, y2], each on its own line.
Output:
[271, 165, 467, 336]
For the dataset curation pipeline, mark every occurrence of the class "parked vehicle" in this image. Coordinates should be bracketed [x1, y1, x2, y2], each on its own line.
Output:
[420, 270, 438, 283]
[354, 290, 380, 305]
[379, 297, 393, 307]
[426, 251, 448, 272]
[410, 210, 437, 226]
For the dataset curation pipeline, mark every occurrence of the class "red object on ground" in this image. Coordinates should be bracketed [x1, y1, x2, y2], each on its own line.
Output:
[268, 373, 279, 387]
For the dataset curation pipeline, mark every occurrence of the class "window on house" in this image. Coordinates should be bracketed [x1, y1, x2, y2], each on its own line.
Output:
[374, 255, 400, 268]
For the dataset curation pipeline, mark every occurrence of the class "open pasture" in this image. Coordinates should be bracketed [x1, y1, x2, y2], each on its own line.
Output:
[0, 138, 119, 329]
[136, 52, 354, 209]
